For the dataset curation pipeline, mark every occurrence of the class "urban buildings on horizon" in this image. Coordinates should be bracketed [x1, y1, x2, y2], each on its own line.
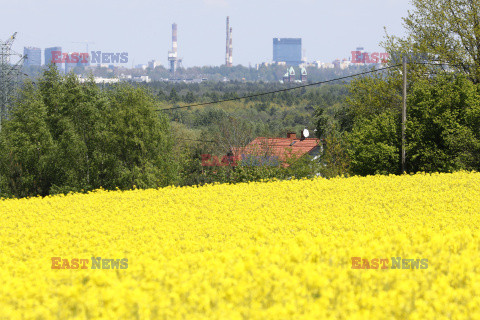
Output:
[21, 19, 381, 79]
[20, 16, 384, 72]
[24, 45, 378, 70]
[20, 18, 371, 72]
[23, 47, 41, 67]
[44, 46, 63, 71]
[273, 38, 303, 66]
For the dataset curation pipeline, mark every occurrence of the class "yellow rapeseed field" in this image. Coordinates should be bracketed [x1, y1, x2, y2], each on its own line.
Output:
[1, 172, 480, 319]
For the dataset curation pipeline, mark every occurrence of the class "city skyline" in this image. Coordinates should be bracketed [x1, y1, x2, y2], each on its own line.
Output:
[2, 0, 411, 68]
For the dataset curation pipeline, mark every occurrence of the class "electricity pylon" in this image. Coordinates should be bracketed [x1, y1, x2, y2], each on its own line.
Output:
[0, 32, 25, 131]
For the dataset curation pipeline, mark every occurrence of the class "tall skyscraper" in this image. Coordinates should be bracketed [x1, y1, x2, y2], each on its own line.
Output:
[273, 38, 302, 66]
[23, 47, 41, 67]
[65, 53, 76, 74]
[44, 47, 63, 72]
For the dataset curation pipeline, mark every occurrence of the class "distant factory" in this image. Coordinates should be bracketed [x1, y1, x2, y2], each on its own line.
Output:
[166, 17, 233, 73]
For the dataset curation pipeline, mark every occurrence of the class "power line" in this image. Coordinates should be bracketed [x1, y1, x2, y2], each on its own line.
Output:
[170, 60, 466, 146]
[156, 64, 403, 112]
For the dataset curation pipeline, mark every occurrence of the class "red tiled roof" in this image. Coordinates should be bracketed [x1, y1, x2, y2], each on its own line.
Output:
[231, 137, 320, 166]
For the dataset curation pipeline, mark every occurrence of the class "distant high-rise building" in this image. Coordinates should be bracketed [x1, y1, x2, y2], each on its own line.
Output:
[273, 38, 302, 66]
[44, 47, 63, 72]
[65, 53, 77, 74]
[23, 47, 41, 67]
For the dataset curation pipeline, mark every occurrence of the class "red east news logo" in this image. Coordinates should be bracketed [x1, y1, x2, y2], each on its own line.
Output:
[351, 51, 389, 64]
[51, 51, 89, 64]
[51, 257, 128, 269]
[50, 51, 129, 64]
[351, 51, 428, 64]
[351, 257, 428, 269]
[201, 154, 238, 167]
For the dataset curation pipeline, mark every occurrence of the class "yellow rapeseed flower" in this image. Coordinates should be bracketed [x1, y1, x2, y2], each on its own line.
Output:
[0, 171, 479, 319]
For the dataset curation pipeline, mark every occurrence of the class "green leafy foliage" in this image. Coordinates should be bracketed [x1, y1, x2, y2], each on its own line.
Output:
[0, 66, 177, 197]
[383, 0, 480, 84]
[346, 111, 400, 175]
[407, 74, 480, 172]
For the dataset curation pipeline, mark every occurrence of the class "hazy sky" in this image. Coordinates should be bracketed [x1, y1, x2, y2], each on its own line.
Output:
[2, 0, 413, 67]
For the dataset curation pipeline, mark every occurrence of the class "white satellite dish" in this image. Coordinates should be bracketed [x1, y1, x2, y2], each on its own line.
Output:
[303, 128, 310, 138]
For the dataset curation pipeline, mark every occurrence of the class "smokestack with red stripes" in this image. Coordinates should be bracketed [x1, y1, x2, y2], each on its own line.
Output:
[225, 17, 230, 66]
[172, 23, 177, 54]
[168, 23, 178, 74]
[228, 27, 233, 67]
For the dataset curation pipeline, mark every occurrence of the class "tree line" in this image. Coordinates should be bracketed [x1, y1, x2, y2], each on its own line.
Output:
[316, 0, 480, 176]
[0, 66, 177, 197]
[4, 0, 480, 197]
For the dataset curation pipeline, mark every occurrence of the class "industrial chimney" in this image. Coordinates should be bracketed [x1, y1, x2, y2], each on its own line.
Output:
[228, 27, 233, 67]
[225, 17, 233, 67]
[168, 23, 178, 74]
[225, 17, 230, 66]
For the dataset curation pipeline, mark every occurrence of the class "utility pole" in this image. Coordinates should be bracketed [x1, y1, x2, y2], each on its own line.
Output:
[0, 32, 25, 131]
[402, 55, 407, 173]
